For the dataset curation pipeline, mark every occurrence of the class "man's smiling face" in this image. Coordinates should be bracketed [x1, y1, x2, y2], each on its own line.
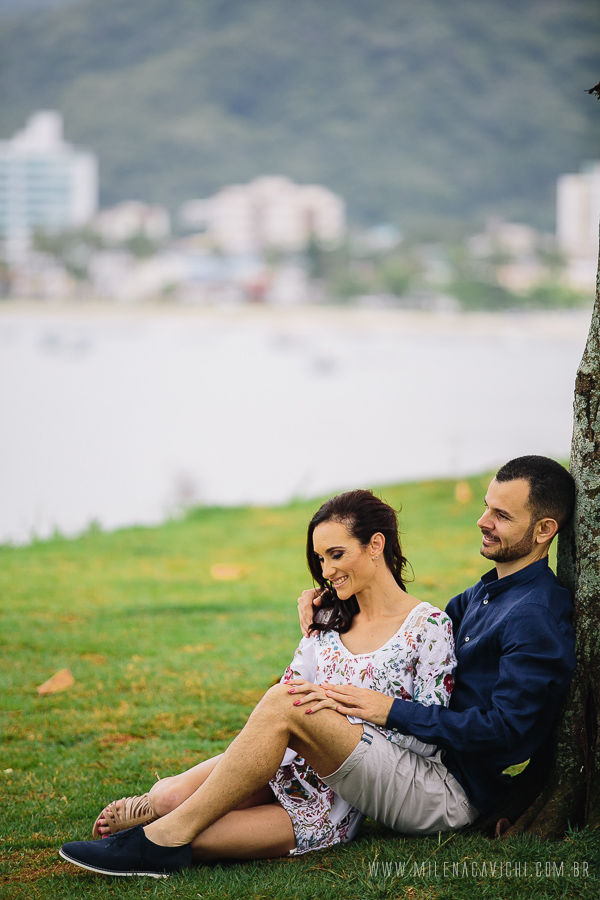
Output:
[477, 477, 538, 565]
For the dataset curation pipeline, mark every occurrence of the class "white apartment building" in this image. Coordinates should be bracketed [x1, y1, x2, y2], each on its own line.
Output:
[556, 161, 600, 290]
[0, 111, 98, 256]
[93, 201, 171, 245]
[180, 176, 345, 254]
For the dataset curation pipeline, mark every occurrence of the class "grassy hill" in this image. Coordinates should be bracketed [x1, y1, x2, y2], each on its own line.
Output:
[0, 0, 598, 229]
[2, 475, 599, 899]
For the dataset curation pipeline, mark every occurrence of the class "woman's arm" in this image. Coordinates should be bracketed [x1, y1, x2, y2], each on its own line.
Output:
[282, 632, 340, 715]
[410, 609, 456, 707]
[280, 633, 318, 684]
[278, 632, 339, 763]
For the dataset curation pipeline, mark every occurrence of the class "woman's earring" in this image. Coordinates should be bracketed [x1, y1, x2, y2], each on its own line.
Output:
[373, 555, 379, 561]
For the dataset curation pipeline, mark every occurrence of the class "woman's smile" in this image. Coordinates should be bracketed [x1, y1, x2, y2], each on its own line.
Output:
[312, 520, 376, 598]
[332, 575, 349, 589]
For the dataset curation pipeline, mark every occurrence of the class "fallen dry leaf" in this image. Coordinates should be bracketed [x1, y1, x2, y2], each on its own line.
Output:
[210, 564, 245, 580]
[36, 668, 75, 695]
[181, 643, 215, 653]
[454, 480, 473, 504]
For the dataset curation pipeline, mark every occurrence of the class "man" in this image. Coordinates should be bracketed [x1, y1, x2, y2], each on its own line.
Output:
[60, 455, 576, 876]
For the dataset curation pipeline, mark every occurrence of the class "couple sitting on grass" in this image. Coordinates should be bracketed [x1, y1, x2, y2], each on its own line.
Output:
[60, 455, 576, 878]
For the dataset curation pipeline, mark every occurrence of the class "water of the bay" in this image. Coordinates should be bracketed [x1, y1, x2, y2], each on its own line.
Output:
[0, 303, 590, 544]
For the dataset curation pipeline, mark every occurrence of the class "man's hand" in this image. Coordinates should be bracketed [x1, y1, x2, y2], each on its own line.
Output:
[286, 678, 338, 714]
[297, 588, 323, 638]
[321, 683, 394, 727]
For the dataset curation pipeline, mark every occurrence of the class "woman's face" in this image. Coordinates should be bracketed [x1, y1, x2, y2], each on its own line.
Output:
[312, 519, 374, 599]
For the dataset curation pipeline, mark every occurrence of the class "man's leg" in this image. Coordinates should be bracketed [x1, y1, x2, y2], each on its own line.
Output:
[95, 755, 276, 836]
[144, 682, 363, 847]
[148, 757, 277, 818]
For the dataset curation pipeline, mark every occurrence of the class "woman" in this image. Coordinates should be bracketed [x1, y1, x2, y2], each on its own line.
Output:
[89, 489, 455, 860]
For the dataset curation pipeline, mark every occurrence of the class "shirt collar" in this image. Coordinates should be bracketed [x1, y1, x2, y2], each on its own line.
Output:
[480, 557, 549, 598]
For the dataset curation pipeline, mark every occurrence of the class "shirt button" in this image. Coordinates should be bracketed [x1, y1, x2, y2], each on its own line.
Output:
[464, 636, 470, 642]
[483, 599, 489, 605]
[392, 727, 398, 732]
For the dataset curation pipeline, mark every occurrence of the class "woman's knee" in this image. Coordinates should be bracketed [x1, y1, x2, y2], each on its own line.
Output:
[148, 755, 223, 816]
[148, 776, 187, 817]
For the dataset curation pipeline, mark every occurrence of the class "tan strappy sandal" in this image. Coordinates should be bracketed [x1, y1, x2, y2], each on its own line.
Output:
[92, 792, 157, 839]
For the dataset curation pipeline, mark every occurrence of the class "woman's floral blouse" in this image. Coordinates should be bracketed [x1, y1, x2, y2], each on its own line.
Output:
[269, 602, 456, 855]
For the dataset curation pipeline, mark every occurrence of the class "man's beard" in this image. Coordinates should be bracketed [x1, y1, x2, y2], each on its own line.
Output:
[480, 520, 537, 564]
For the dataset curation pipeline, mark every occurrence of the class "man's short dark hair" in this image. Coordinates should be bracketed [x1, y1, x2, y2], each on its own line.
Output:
[495, 455, 575, 531]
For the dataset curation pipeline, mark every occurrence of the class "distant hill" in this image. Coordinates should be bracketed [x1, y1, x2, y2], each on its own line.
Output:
[0, 0, 80, 17]
[0, 0, 598, 229]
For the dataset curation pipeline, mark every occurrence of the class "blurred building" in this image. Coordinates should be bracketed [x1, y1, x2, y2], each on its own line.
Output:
[0, 111, 98, 259]
[93, 201, 171, 245]
[556, 161, 600, 290]
[180, 176, 345, 254]
[467, 220, 546, 291]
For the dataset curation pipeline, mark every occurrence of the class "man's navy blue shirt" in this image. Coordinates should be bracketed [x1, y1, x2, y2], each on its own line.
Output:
[386, 558, 576, 815]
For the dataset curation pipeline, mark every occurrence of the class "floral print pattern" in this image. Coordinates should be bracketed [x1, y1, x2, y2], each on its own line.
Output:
[270, 602, 456, 855]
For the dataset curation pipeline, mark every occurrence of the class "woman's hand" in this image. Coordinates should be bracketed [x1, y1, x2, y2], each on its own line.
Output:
[297, 588, 323, 638]
[321, 683, 395, 727]
[286, 678, 338, 715]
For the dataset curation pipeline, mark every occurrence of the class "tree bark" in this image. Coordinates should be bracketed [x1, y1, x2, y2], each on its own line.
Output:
[480, 232, 600, 839]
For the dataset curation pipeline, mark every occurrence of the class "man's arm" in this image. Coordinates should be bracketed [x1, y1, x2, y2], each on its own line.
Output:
[443, 589, 468, 637]
[319, 684, 394, 725]
[384, 604, 575, 754]
[324, 603, 574, 755]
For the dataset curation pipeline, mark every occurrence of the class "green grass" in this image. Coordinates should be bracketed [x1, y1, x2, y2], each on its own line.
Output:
[1, 475, 598, 899]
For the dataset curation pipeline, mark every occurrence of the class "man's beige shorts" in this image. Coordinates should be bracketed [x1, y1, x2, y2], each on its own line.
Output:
[322, 727, 479, 835]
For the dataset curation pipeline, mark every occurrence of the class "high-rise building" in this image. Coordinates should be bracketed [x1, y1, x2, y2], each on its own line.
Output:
[0, 111, 98, 257]
[556, 161, 600, 290]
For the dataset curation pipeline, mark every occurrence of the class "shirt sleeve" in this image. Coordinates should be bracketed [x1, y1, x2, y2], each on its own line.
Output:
[386, 609, 456, 758]
[411, 609, 456, 708]
[280, 635, 318, 684]
[386, 603, 574, 754]
[444, 590, 467, 634]
[279, 635, 318, 766]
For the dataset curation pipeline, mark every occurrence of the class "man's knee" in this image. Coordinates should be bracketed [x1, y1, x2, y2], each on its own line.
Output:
[252, 682, 317, 734]
[248, 683, 294, 725]
[250, 684, 362, 777]
[257, 682, 293, 712]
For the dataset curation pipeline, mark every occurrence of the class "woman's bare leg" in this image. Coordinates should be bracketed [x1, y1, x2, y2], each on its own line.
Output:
[95, 754, 275, 835]
[191, 803, 296, 860]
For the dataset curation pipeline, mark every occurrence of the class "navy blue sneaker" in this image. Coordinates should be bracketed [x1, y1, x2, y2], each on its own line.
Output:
[59, 825, 192, 878]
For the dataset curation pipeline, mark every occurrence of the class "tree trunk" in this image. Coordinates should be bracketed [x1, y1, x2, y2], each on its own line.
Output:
[480, 233, 600, 840]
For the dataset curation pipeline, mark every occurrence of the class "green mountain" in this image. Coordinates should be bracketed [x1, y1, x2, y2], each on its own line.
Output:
[0, 0, 598, 229]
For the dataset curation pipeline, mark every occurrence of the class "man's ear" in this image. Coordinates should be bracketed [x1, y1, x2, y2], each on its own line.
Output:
[536, 518, 559, 546]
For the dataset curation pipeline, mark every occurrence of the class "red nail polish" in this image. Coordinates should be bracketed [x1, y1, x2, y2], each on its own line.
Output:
[306, 709, 312, 714]
[293, 700, 301, 706]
